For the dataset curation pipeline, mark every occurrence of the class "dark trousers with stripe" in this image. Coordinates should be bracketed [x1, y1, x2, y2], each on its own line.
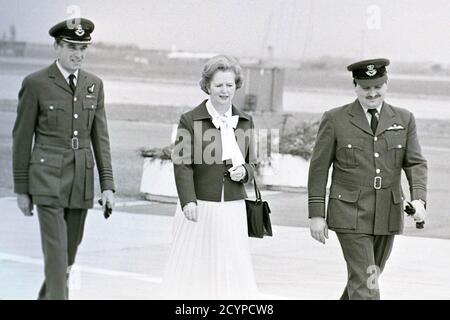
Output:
[336, 233, 395, 300]
[36, 205, 87, 300]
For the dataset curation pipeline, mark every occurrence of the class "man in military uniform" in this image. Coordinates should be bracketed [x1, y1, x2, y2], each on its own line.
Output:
[12, 18, 115, 300]
[307, 58, 427, 299]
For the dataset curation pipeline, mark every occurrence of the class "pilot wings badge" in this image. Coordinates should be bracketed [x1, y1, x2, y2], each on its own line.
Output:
[387, 123, 405, 131]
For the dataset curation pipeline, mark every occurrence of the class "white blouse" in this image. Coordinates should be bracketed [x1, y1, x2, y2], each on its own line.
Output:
[205, 100, 245, 168]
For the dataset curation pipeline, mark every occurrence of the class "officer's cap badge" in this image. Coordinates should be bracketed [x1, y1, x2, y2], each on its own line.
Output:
[366, 64, 377, 77]
[75, 25, 85, 37]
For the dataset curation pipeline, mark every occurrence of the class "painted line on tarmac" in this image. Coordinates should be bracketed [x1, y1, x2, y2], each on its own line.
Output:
[0, 197, 166, 210]
[423, 146, 450, 152]
[93, 200, 156, 209]
[0, 252, 291, 299]
[0, 252, 162, 284]
[1, 197, 282, 209]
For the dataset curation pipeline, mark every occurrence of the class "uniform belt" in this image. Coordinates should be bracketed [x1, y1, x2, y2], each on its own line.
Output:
[333, 173, 400, 190]
[35, 136, 91, 150]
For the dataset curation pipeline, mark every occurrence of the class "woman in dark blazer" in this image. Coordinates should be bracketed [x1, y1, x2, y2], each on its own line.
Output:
[160, 55, 259, 299]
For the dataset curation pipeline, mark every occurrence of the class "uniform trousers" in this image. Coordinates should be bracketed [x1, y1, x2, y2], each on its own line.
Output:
[36, 205, 87, 300]
[336, 233, 395, 300]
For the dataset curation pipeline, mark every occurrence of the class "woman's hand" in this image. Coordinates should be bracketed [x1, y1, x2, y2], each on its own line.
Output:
[229, 165, 246, 182]
[182, 202, 198, 222]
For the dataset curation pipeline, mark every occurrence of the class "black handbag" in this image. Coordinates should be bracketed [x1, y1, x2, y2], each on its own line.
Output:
[245, 177, 272, 238]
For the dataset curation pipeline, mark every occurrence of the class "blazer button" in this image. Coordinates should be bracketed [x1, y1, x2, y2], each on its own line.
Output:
[374, 136, 378, 141]
[374, 152, 380, 158]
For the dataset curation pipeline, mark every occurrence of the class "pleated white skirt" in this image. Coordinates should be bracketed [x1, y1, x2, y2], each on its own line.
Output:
[160, 198, 260, 300]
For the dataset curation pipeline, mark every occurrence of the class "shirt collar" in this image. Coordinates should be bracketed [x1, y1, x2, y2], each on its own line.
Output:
[56, 59, 79, 81]
[360, 102, 383, 115]
[206, 99, 232, 118]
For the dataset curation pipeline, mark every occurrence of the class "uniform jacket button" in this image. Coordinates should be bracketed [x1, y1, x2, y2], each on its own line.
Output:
[347, 144, 352, 148]
[374, 152, 380, 158]
[338, 194, 342, 199]
[40, 158, 45, 163]
[49, 105, 54, 110]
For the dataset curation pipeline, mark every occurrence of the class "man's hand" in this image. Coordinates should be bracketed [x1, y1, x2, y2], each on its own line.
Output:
[101, 190, 115, 212]
[16, 193, 33, 216]
[411, 199, 426, 222]
[229, 165, 246, 182]
[182, 202, 198, 222]
[310, 217, 328, 244]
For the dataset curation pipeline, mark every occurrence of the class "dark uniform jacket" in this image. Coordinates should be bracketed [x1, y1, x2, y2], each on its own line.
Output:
[172, 100, 256, 208]
[308, 100, 427, 235]
[12, 62, 115, 209]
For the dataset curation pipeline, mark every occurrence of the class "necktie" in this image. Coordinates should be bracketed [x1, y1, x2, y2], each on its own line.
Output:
[68, 74, 76, 94]
[367, 108, 379, 134]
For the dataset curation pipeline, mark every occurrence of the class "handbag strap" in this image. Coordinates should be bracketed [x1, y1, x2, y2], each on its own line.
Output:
[252, 176, 262, 202]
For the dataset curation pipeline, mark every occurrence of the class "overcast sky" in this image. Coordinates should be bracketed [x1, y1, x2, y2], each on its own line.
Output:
[1, 0, 449, 64]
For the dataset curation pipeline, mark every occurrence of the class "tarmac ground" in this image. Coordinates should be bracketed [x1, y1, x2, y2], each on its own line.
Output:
[1, 196, 449, 300]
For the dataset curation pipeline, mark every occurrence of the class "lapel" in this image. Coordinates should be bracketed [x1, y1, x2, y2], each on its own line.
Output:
[232, 105, 251, 156]
[232, 105, 250, 121]
[192, 100, 211, 121]
[48, 61, 73, 95]
[76, 69, 88, 97]
[348, 100, 373, 136]
[375, 102, 397, 136]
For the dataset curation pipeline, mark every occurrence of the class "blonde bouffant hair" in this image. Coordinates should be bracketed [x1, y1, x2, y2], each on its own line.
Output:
[199, 55, 244, 94]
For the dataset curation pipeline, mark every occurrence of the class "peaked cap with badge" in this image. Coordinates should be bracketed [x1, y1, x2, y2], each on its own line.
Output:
[347, 58, 390, 87]
[49, 17, 95, 44]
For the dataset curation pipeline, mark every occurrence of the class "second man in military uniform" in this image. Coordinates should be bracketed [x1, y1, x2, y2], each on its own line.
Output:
[307, 58, 427, 299]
